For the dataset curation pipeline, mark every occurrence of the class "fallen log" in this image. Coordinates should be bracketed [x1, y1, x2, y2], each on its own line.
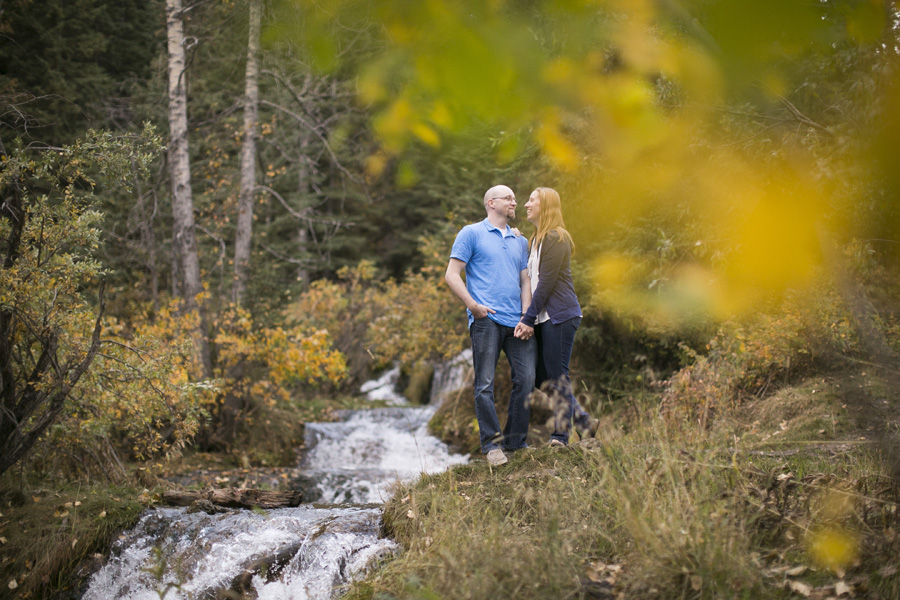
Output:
[161, 488, 303, 510]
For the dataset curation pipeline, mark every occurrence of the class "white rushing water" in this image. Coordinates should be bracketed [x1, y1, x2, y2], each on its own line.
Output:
[82, 354, 471, 600]
[83, 506, 395, 600]
[302, 405, 470, 504]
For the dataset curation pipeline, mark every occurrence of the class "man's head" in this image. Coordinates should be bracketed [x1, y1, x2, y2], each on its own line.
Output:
[483, 185, 516, 221]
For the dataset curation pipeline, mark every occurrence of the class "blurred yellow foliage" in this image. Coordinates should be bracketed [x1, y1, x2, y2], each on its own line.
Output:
[274, 0, 900, 329]
[808, 526, 860, 573]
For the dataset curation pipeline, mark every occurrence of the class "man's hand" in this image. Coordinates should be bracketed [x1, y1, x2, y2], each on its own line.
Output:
[470, 303, 496, 319]
[514, 322, 534, 340]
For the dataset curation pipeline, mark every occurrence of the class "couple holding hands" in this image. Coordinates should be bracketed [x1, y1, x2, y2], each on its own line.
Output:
[445, 184, 594, 467]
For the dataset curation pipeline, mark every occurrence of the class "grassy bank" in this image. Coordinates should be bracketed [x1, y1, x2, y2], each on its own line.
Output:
[345, 366, 900, 600]
[0, 482, 145, 599]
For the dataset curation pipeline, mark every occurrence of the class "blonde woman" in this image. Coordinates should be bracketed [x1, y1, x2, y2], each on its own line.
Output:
[514, 187, 594, 446]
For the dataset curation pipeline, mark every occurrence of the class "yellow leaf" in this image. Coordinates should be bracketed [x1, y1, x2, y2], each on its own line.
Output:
[807, 526, 859, 573]
[411, 122, 440, 147]
[536, 110, 578, 171]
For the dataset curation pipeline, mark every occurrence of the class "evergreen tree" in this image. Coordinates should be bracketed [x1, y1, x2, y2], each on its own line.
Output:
[0, 0, 164, 146]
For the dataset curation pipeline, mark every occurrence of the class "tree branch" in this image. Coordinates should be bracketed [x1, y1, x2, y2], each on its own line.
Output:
[778, 96, 834, 136]
[259, 98, 363, 184]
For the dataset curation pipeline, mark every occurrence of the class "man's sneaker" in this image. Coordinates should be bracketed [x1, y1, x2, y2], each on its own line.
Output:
[548, 439, 566, 448]
[486, 448, 508, 466]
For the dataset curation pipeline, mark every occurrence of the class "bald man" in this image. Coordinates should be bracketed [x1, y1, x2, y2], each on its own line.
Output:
[445, 185, 536, 466]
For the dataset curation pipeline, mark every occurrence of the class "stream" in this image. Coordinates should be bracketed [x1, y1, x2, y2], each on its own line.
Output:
[81, 352, 471, 600]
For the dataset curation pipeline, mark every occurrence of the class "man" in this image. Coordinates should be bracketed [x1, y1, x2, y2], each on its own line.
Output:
[445, 184, 536, 466]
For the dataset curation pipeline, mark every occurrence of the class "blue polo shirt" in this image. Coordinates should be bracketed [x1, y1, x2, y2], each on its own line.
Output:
[450, 218, 529, 328]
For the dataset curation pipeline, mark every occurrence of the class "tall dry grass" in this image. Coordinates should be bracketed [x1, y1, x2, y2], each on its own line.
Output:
[347, 391, 900, 600]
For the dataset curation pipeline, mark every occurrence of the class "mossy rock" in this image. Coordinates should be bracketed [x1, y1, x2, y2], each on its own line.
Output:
[404, 360, 434, 405]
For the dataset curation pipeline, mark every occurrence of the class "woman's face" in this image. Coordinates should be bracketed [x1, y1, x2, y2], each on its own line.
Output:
[525, 190, 541, 225]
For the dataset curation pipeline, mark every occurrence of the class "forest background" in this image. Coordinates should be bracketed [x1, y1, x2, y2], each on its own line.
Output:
[1, 0, 900, 598]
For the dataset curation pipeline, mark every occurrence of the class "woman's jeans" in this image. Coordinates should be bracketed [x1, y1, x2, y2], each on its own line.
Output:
[470, 316, 536, 453]
[535, 316, 587, 444]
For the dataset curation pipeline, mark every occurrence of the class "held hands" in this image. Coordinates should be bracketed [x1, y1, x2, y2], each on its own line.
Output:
[514, 322, 534, 340]
[470, 303, 496, 320]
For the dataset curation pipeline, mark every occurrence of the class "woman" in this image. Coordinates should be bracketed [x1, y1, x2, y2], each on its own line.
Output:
[514, 187, 594, 446]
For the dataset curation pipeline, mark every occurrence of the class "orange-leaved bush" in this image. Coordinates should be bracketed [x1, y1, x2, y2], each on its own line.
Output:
[214, 305, 348, 409]
[285, 258, 468, 383]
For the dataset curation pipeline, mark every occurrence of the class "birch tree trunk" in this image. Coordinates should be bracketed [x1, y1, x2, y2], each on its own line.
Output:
[166, 0, 212, 377]
[232, 0, 261, 306]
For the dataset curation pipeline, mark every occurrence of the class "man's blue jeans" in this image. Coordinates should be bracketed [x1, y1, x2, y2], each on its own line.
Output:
[470, 316, 536, 452]
[536, 316, 588, 445]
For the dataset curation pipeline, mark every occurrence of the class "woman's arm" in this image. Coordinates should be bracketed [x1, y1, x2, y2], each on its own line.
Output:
[520, 233, 567, 326]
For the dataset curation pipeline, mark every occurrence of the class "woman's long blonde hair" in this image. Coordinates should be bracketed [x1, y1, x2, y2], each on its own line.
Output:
[530, 187, 574, 252]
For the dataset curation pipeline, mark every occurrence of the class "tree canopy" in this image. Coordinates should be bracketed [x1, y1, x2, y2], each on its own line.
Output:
[1, 0, 898, 476]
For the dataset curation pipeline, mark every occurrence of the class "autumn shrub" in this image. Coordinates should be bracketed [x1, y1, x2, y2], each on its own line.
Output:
[214, 304, 348, 405]
[0, 149, 352, 475]
[0, 127, 210, 480]
[284, 260, 380, 383]
[660, 281, 867, 424]
[366, 269, 467, 368]
[285, 257, 468, 386]
[30, 299, 215, 479]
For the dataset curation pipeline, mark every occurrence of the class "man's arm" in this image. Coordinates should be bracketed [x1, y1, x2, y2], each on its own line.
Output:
[445, 258, 495, 319]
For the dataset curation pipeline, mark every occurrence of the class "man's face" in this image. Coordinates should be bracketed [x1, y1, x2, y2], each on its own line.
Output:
[490, 193, 516, 219]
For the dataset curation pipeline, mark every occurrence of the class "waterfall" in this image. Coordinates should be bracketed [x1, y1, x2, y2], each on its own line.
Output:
[81, 352, 471, 599]
[301, 406, 469, 504]
[82, 506, 394, 600]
